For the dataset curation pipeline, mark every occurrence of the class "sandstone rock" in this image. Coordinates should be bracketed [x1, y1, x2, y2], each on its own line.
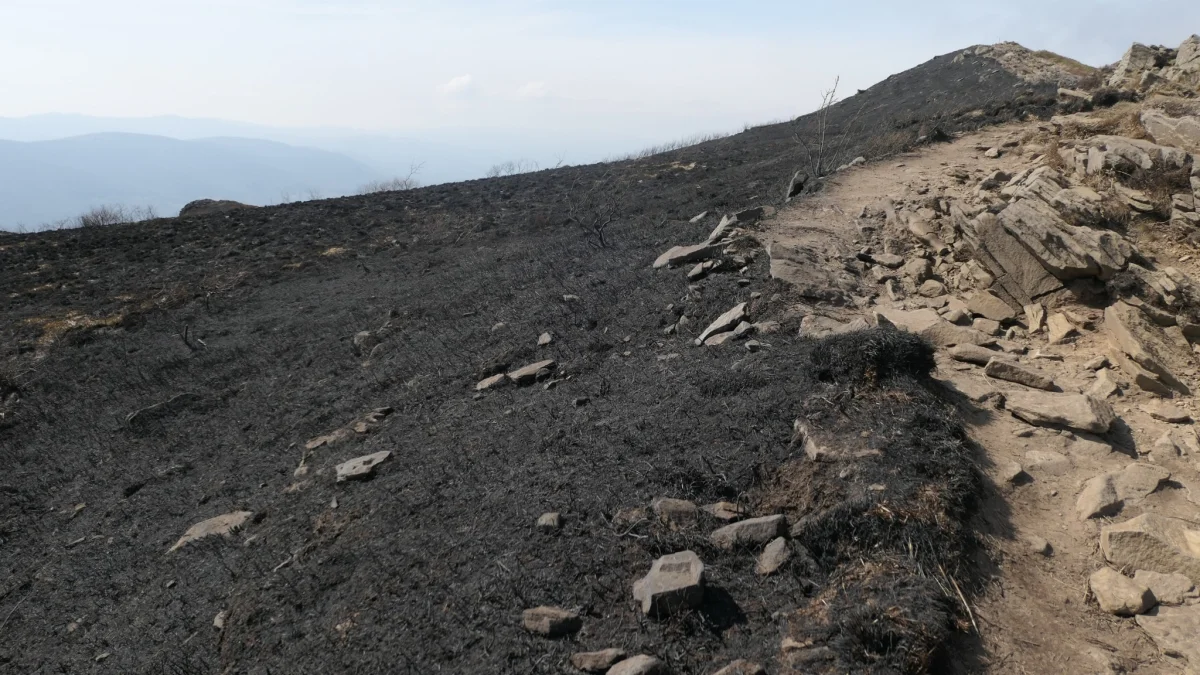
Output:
[476, 373, 507, 391]
[950, 344, 1004, 366]
[335, 451, 392, 482]
[873, 252, 904, 268]
[1141, 402, 1192, 423]
[710, 515, 786, 550]
[169, 511, 254, 552]
[1000, 461, 1027, 483]
[1141, 110, 1200, 154]
[1089, 567, 1155, 616]
[1085, 355, 1110, 371]
[985, 147, 1001, 158]
[632, 551, 705, 616]
[1134, 570, 1197, 606]
[1154, 432, 1181, 457]
[969, 289, 1017, 321]
[1087, 369, 1121, 399]
[918, 279, 947, 298]
[1051, 186, 1105, 222]
[1087, 135, 1188, 175]
[1024, 303, 1046, 333]
[522, 606, 582, 637]
[997, 197, 1133, 280]
[1045, 313, 1077, 345]
[1108, 348, 1173, 397]
[571, 649, 628, 673]
[654, 243, 721, 269]
[696, 303, 747, 344]
[508, 360, 556, 385]
[1005, 390, 1116, 433]
[943, 308, 969, 325]
[963, 213, 1062, 303]
[687, 261, 713, 281]
[755, 537, 791, 576]
[609, 655, 669, 675]
[1023, 450, 1071, 476]
[1106, 301, 1191, 395]
[1102, 514, 1200, 583]
[711, 661, 766, 675]
[1136, 604, 1200, 668]
[652, 498, 698, 529]
[903, 257, 932, 283]
[973, 317, 1002, 336]
[984, 359, 1055, 390]
[1077, 474, 1122, 520]
[537, 512, 562, 532]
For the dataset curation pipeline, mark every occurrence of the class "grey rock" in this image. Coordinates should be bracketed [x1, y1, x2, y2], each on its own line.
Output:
[873, 252, 905, 269]
[997, 197, 1133, 280]
[918, 279, 947, 298]
[609, 655, 669, 675]
[696, 303, 747, 344]
[1140, 402, 1192, 423]
[1077, 474, 1122, 520]
[984, 359, 1056, 390]
[1141, 110, 1200, 154]
[508, 360, 556, 385]
[1106, 301, 1191, 395]
[1087, 369, 1121, 399]
[537, 512, 562, 532]
[632, 551, 705, 616]
[571, 649, 628, 673]
[476, 373, 507, 391]
[651, 498, 698, 529]
[973, 317, 1002, 336]
[168, 511, 254, 553]
[537, 332, 553, 346]
[1047, 313, 1078, 345]
[969, 289, 1018, 321]
[755, 537, 791, 576]
[963, 213, 1061, 303]
[335, 451, 392, 482]
[710, 515, 786, 550]
[654, 243, 721, 269]
[950, 344, 1004, 366]
[1136, 604, 1200, 667]
[522, 606, 582, 637]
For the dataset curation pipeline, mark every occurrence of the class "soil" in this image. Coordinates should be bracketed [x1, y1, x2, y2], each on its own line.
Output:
[1, 46, 1155, 675]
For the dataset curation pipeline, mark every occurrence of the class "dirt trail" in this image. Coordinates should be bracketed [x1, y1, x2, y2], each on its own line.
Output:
[762, 121, 1200, 674]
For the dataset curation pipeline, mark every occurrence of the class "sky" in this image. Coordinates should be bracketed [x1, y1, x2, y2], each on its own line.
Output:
[1, 1, 1199, 142]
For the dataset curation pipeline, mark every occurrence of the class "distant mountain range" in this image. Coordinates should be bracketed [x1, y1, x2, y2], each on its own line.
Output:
[0, 132, 386, 228]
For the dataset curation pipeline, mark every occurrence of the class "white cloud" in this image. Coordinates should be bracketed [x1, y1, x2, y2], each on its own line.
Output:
[516, 81, 549, 98]
[437, 74, 474, 96]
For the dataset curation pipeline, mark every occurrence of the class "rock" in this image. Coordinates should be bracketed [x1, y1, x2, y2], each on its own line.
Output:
[1077, 474, 1122, 520]
[521, 606, 582, 637]
[1108, 348, 1173, 397]
[476, 373, 507, 391]
[1004, 390, 1116, 433]
[651, 498, 698, 528]
[973, 317, 1002, 336]
[178, 199, 253, 218]
[969, 289, 1017, 321]
[996, 198, 1133, 280]
[1108, 43, 1159, 87]
[1136, 604, 1200, 668]
[1141, 402, 1192, 423]
[1141, 109, 1200, 154]
[536, 512, 562, 532]
[654, 243, 721, 269]
[696, 303, 747, 344]
[918, 279, 947, 298]
[1026, 535, 1052, 556]
[943, 309, 969, 325]
[1046, 313, 1077, 345]
[786, 171, 808, 200]
[609, 655, 669, 675]
[704, 332, 736, 347]
[632, 551, 705, 616]
[1087, 135, 1188, 175]
[985, 147, 1001, 158]
[169, 511, 254, 552]
[950, 344, 1004, 366]
[335, 451, 391, 482]
[1024, 450, 1071, 475]
[756, 537, 791, 576]
[1087, 369, 1121, 399]
[876, 308, 993, 347]
[213, 610, 227, 629]
[1154, 432, 1181, 456]
[1085, 355, 1110, 371]
[508, 360, 556, 385]
[710, 515, 786, 550]
[1106, 302, 1191, 395]
[903, 257, 933, 283]
[571, 649, 628, 673]
[538, 332, 553, 346]
[873, 252, 905, 268]
[702, 502, 747, 521]
[1102, 514, 1200, 583]
[999, 461, 1026, 483]
[687, 261, 712, 281]
[711, 661, 766, 675]
[984, 359, 1055, 391]
[689, 211, 708, 224]
[1089, 568, 1155, 616]
[963, 213, 1062, 304]
[1135, 570, 1196, 606]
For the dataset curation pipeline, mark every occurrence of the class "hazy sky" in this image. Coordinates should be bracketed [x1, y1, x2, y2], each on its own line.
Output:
[2, 1, 1199, 139]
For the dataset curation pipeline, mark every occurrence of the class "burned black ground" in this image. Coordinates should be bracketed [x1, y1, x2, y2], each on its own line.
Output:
[1, 48, 1051, 674]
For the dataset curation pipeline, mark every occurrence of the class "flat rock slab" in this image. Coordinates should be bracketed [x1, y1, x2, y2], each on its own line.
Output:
[476, 373, 507, 391]
[1046, 313, 1077, 344]
[570, 649, 628, 673]
[335, 450, 392, 482]
[507, 359, 555, 385]
[984, 358, 1055, 390]
[169, 511, 253, 552]
[609, 655, 669, 675]
[1106, 301, 1191, 395]
[1102, 513, 1200, 584]
[1134, 570, 1197, 605]
[701, 502, 747, 521]
[711, 514, 786, 549]
[1004, 390, 1116, 434]
[1141, 402, 1193, 423]
[1089, 567, 1155, 616]
[696, 303, 747, 344]
[1136, 604, 1200, 668]
[968, 289, 1018, 321]
[521, 606, 581, 637]
[1077, 474, 1121, 520]
[949, 344, 1004, 366]
[654, 243, 721, 269]
[632, 550, 705, 616]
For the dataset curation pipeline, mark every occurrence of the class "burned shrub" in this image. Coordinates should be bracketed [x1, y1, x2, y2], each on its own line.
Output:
[807, 328, 936, 385]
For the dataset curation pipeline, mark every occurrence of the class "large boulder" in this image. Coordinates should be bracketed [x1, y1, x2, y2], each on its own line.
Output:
[178, 199, 254, 218]
[1107, 43, 1161, 87]
[1101, 514, 1200, 583]
[767, 242, 857, 303]
[1085, 135, 1189, 175]
[961, 212, 1061, 305]
[1140, 109, 1200, 154]
[1003, 390, 1116, 434]
[997, 197, 1133, 280]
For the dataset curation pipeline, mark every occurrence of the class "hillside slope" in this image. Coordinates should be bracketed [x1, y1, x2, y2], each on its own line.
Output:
[1, 46, 1068, 674]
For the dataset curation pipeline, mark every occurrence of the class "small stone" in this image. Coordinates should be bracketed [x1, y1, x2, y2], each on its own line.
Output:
[744, 340, 763, 352]
[522, 606, 582, 637]
[711, 660, 766, 675]
[476, 373, 507, 391]
[213, 610, 227, 630]
[984, 359, 1055, 390]
[1134, 570, 1196, 606]
[1077, 474, 1121, 520]
[985, 147, 1001, 158]
[1024, 303, 1046, 333]
[632, 551, 705, 616]
[1140, 402, 1192, 423]
[873, 253, 904, 268]
[710, 515, 786, 550]
[335, 451, 392, 482]
[571, 649, 628, 673]
[1047, 313, 1078, 344]
[609, 655, 669, 675]
[1026, 535, 1052, 556]
[537, 332, 553, 346]
[701, 502, 747, 521]
[536, 512, 562, 532]
[1089, 567, 1155, 616]
[508, 359, 556, 385]
[950, 344, 1002, 366]
[651, 498, 699, 528]
[943, 308, 969, 325]
[169, 511, 254, 552]
[1084, 355, 1110, 370]
[756, 537, 791, 576]
[999, 462, 1027, 484]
